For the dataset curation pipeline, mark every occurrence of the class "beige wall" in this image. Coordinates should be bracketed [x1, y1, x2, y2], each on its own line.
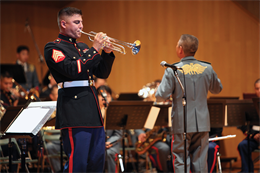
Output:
[1, 0, 259, 160]
[1, 1, 259, 98]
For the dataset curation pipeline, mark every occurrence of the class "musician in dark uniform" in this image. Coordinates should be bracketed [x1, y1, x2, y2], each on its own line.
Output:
[0, 72, 20, 108]
[207, 127, 223, 173]
[237, 78, 260, 173]
[44, 7, 115, 172]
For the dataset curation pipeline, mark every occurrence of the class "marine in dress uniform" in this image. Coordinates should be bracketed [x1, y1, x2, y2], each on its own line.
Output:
[155, 34, 222, 173]
[44, 7, 115, 172]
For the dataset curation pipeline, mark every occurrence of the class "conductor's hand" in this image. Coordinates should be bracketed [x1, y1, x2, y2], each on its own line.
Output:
[106, 141, 113, 149]
[92, 32, 107, 51]
[138, 133, 146, 143]
[254, 133, 260, 143]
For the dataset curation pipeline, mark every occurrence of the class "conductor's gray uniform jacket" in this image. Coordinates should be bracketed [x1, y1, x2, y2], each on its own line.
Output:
[155, 56, 223, 134]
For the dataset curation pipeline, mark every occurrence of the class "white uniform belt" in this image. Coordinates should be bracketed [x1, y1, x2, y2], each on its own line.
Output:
[58, 80, 94, 89]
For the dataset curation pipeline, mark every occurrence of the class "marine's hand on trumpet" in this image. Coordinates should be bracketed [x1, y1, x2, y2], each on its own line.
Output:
[92, 32, 107, 51]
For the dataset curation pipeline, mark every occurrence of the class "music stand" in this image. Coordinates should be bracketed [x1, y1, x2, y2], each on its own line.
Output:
[0, 64, 26, 84]
[243, 93, 257, 100]
[209, 96, 239, 100]
[153, 104, 171, 127]
[207, 99, 226, 128]
[2, 101, 56, 172]
[105, 101, 153, 170]
[252, 98, 260, 118]
[117, 93, 143, 101]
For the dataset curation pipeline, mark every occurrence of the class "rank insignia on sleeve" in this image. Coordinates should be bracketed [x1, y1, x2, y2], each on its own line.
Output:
[52, 49, 65, 63]
[83, 48, 88, 53]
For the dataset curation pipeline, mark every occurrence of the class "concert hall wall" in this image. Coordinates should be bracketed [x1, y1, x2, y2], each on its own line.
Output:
[1, 0, 259, 165]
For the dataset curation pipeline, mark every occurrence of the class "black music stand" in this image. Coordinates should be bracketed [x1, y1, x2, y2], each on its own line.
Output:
[207, 99, 226, 128]
[117, 93, 143, 101]
[2, 101, 56, 172]
[252, 98, 260, 118]
[154, 104, 171, 127]
[105, 101, 153, 171]
[224, 99, 259, 172]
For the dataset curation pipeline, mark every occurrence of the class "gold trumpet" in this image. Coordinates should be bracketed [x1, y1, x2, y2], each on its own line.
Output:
[80, 30, 141, 55]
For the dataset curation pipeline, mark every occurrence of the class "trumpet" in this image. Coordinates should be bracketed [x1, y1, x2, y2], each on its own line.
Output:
[80, 30, 141, 55]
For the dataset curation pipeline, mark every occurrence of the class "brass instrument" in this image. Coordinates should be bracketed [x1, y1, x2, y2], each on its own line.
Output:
[135, 126, 167, 155]
[12, 79, 39, 100]
[0, 100, 6, 120]
[80, 30, 141, 55]
[138, 82, 159, 102]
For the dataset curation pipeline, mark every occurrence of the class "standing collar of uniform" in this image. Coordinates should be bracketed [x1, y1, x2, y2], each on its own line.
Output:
[58, 33, 77, 43]
[180, 56, 196, 62]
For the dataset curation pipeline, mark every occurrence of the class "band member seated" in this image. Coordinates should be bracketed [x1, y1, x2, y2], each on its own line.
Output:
[40, 73, 57, 99]
[15, 45, 40, 92]
[136, 79, 172, 172]
[0, 72, 20, 108]
[97, 85, 123, 173]
[208, 128, 223, 173]
[237, 78, 260, 173]
[0, 72, 21, 172]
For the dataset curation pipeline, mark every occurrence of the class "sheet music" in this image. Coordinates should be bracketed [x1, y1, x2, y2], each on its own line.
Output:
[144, 106, 160, 129]
[168, 107, 172, 127]
[6, 107, 50, 134]
[28, 101, 57, 107]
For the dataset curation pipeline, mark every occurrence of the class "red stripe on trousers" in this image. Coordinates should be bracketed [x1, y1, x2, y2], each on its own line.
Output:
[68, 128, 75, 172]
[171, 134, 175, 173]
[210, 144, 219, 173]
[151, 146, 163, 171]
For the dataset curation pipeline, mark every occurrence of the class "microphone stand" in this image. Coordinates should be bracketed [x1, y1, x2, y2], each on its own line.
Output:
[173, 69, 187, 173]
[25, 19, 45, 86]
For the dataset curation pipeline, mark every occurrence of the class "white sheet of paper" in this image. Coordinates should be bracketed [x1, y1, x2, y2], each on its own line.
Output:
[224, 105, 228, 126]
[168, 107, 172, 127]
[6, 107, 50, 133]
[28, 101, 57, 107]
[144, 106, 160, 129]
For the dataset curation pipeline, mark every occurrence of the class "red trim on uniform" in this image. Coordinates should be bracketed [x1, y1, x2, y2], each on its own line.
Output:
[149, 154, 157, 167]
[68, 128, 74, 173]
[210, 144, 219, 173]
[73, 43, 82, 56]
[77, 60, 81, 73]
[59, 38, 74, 44]
[78, 53, 99, 65]
[151, 146, 163, 171]
[114, 153, 118, 173]
[171, 134, 175, 173]
[53, 38, 61, 43]
[88, 71, 104, 126]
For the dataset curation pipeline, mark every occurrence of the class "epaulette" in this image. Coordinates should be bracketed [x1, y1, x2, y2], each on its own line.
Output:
[28, 64, 35, 72]
[53, 38, 61, 44]
[171, 62, 179, 65]
[198, 60, 211, 65]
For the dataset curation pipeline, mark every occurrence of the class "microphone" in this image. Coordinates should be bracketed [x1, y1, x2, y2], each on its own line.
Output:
[160, 61, 182, 71]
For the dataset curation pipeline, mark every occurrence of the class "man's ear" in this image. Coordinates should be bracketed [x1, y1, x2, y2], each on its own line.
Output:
[61, 20, 66, 29]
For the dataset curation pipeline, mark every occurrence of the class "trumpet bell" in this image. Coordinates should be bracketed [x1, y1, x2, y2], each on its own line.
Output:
[132, 40, 141, 55]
